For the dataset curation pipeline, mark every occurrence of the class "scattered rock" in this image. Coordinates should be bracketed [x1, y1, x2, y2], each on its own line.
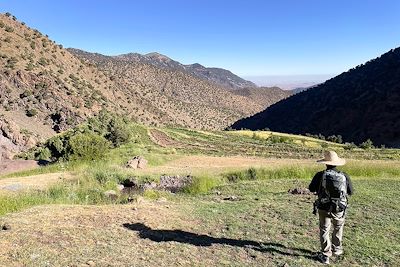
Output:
[126, 156, 148, 169]
[288, 188, 313, 195]
[1, 223, 11, 231]
[121, 178, 140, 194]
[158, 175, 193, 193]
[104, 190, 118, 200]
[223, 195, 239, 201]
[142, 182, 157, 191]
[122, 178, 139, 187]
[86, 260, 96, 266]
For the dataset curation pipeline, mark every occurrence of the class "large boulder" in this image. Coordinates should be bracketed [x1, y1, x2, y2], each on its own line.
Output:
[126, 156, 148, 169]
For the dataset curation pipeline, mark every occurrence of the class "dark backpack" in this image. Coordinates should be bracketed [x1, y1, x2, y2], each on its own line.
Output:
[319, 169, 348, 212]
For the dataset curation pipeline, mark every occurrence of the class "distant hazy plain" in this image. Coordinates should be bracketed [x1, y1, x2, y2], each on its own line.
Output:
[245, 74, 335, 90]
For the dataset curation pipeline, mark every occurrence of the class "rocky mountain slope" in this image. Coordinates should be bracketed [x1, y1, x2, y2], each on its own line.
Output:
[231, 47, 400, 147]
[113, 52, 256, 89]
[0, 13, 290, 157]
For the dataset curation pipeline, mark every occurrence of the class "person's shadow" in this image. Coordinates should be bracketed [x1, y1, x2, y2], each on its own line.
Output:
[123, 223, 314, 259]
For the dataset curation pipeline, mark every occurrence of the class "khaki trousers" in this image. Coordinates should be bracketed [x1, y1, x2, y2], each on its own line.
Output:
[318, 209, 345, 257]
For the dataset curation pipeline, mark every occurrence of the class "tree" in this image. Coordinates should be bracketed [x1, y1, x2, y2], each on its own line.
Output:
[106, 117, 131, 147]
[359, 139, 374, 150]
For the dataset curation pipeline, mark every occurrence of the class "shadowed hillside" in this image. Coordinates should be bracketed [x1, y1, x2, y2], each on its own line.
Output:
[231, 47, 400, 147]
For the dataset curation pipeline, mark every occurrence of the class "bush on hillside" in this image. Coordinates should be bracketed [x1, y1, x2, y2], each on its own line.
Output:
[69, 133, 110, 161]
[267, 135, 291, 144]
[105, 117, 131, 147]
[359, 139, 375, 150]
[26, 109, 38, 117]
[35, 147, 51, 161]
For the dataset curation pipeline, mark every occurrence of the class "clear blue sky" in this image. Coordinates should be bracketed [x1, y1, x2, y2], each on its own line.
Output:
[1, 0, 399, 76]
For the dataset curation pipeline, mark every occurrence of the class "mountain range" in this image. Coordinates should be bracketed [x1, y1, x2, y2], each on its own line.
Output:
[0, 13, 290, 157]
[232, 47, 400, 147]
[112, 51, 256, 89]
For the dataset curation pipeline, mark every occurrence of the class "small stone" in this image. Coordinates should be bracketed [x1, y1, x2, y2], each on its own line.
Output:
[132, 207, 138, 211]
[86, 260, 95, 266]
[223, 195, 238, 201]
[1, 223, 11, 231]
[116, 184, 124, 191]
[288, 188, 312, 195]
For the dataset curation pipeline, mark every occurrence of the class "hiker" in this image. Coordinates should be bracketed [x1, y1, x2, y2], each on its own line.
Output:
[309, 151, 354, 265]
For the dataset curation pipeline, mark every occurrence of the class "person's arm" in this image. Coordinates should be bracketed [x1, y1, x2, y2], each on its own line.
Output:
[309, 172, 322, 193]
[344, 172, 354, 196]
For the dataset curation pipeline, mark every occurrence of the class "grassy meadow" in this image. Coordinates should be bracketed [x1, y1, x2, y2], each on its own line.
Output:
[0, 124, 399, 266]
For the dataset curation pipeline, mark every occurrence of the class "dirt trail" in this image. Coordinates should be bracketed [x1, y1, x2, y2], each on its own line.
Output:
[0, 172, 73, 194]
[0, 160, 39, 176]
[135, 155, 315, 176]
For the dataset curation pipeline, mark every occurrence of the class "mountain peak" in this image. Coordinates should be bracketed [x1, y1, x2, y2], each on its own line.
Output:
[144, 52, 171, 61]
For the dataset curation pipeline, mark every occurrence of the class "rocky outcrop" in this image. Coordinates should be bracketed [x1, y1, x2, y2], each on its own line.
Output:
[0, 117, 37, 159]
[126, 156, 148, 169]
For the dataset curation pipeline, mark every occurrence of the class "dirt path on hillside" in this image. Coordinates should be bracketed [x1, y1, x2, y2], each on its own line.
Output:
[149, 129, 187, 148]
[0, 160, 40, 176]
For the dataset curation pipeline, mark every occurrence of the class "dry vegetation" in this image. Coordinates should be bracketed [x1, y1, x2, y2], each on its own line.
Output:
[0, 13, 289, 158]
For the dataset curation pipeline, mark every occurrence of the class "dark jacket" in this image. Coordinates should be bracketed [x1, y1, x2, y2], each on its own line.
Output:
[309, 166, 354, 210]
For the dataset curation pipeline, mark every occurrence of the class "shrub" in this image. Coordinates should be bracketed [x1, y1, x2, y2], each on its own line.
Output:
[268, 135, 290, 143]
[69, 133, 110, 161]
[247, 167, 257, 180]
[35, 147, 51, 161]
[25, 62, 34, 71]
[46, 135, 68, 159]
[105, 117, 131, 147]
[359, 139, 374, 149]
[20, 90, 33, 98]
[5, 26, 13, 32]
[183, 175, 223, 195]
[344, 142, 357, 150]
[26, 108, 38, 117]
[5, 57, 17, 69]
[38, 57, 48, 66]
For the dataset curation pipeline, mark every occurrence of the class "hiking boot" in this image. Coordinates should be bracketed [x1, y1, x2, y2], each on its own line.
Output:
[315, 253, 330, 265]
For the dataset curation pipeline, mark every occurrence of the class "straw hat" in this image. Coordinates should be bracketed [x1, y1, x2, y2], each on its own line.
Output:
[317, 151, 346, 166]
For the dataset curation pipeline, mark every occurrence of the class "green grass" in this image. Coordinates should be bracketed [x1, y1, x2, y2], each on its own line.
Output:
[180, 176, 400, 266]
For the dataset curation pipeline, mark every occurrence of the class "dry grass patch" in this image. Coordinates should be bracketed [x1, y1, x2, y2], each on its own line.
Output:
[0, 172, 74, 195]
